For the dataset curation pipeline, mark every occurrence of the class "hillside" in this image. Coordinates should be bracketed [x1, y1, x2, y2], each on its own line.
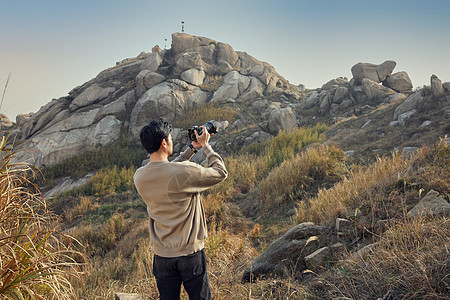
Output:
[1, 33, 449, 299]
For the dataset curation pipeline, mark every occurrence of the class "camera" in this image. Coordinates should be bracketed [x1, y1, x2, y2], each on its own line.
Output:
[188, 120, 218, 142]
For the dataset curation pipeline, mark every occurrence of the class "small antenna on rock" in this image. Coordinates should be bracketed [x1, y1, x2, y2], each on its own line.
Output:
[181, 21, 185, 33]
[164, 38, 167, 49]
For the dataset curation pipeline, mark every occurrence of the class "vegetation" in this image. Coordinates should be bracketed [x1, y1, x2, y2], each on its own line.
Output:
[172, 101, 238, 129]
[243, 123, 328, 169]
[259, 145, 349, 209]
[10, 111, 449, 299]
[199, 75, 224, 93]
[37, 131, 147, 184]
[0, 136, 83, 299]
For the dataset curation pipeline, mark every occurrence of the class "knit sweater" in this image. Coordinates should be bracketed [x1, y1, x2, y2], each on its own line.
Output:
[134, 144, 228, 257]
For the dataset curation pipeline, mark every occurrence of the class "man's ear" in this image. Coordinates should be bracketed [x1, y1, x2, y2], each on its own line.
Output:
[160, 138, 167, 149]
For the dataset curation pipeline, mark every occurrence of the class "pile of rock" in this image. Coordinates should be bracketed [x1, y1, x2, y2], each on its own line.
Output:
[304, 60, 414, 117]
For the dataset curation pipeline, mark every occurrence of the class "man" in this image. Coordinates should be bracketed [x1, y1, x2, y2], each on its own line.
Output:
[134, 118, 227, 300]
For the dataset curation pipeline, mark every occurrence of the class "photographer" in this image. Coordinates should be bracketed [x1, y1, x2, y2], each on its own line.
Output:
[134, 118, 227, 300]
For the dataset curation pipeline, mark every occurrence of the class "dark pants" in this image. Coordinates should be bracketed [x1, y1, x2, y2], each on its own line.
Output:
[153, 249, 212, 300]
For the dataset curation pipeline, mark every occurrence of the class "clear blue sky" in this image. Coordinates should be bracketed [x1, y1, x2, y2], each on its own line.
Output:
[1, 0, 449, 120]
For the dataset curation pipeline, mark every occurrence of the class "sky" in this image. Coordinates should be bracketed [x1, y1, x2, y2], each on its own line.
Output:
[1, 0, 449, 121]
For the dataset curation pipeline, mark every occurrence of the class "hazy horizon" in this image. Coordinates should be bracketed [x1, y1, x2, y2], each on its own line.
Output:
[1, 0, 449, 121]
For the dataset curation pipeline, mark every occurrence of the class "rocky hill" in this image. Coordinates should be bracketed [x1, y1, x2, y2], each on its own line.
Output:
[3, 32, 448, 169]
[2, 33, 448, 299]
[9, 32, 296, 167]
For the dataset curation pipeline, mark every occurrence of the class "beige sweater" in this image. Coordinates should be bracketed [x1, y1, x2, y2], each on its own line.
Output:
[134, 145, 227, 257]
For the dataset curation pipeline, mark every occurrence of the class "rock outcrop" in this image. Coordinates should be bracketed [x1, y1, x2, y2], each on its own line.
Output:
[15, 32, 294, 167]
[242, 222, 326, 281]
[0, 113, 13, 128]
[351, 61, 396, 84]
[383, 71, 413, 93]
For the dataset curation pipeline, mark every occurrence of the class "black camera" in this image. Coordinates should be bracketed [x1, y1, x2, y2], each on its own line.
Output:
[188, 120, 218, 142]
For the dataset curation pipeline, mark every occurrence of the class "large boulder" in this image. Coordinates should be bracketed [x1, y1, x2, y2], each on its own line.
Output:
[383, 71, 413, 93]
[431, 74, 445, 98]
[69, 84, 115, 111]
[351, 61, 396, 84]
[21, 98, 71, 139]
[268, 107, 298, 134]
[238, 77, 265, 102]
[171, 33, 216, 55]
[129, 81, 208, 136]
[96, 90, 135, 120]
[305, 91, 320, 108]
[175, 52, 208, 74]
[19, 114, 122, 167]
[181, 68, 205, 86]
[217, 43, 239, 67]
[210, 71, 251, 102]
[136, 71, 166, 98]
[407, 190, 450, 217]
[332, 86, 349, 104]
[321, 77, 348, 90]
[96, 61, 142, 83]
[362, 78, 385, 100]
[242, 222, 326, 281]
[0, 114, 13, 127]
[140, 52, 162, 72]
[393, 91, 423, 119]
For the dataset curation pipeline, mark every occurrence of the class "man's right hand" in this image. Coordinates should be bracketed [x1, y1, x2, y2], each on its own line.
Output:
[195, 126, 210, 147]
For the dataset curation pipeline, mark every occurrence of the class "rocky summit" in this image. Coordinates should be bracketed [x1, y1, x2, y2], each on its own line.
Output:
[10, 33, 294, 167]
[3, 33, 449, 168]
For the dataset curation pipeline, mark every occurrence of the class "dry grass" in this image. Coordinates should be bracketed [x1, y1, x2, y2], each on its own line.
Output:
[259, 145, 348, 209]
[199, 75, 224, 93]
[322, 217, 449, 299]
[295, 151, 407, 225]
[65, 196, 99, 222]
[172, 101, 238, 129]
[244, 123, 328, 170]
[0, 136, 84, 299]
[211, 153, 267, 200]
[295, 139, 449, 225]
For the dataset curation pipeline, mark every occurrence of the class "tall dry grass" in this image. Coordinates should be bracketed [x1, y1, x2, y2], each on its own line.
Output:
[244, 123, 328, 170]
[323, 217, 449, 299]
[259, 145, 348, 209]
[0, 136, 83, 299]
[295, 139, 449, 225]
[295, 151, 407, 225]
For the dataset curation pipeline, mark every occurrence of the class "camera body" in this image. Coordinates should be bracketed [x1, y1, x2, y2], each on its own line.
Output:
[188, 120, 218, 142]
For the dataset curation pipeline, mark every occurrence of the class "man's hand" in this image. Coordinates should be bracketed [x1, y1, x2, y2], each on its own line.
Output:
[194, 126, 211, 148]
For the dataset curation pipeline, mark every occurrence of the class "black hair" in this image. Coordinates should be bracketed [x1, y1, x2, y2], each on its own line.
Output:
[139, 118, 173, 154]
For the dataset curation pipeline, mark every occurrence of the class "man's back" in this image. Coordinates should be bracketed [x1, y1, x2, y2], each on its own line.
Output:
[134, 145, 227, 257]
